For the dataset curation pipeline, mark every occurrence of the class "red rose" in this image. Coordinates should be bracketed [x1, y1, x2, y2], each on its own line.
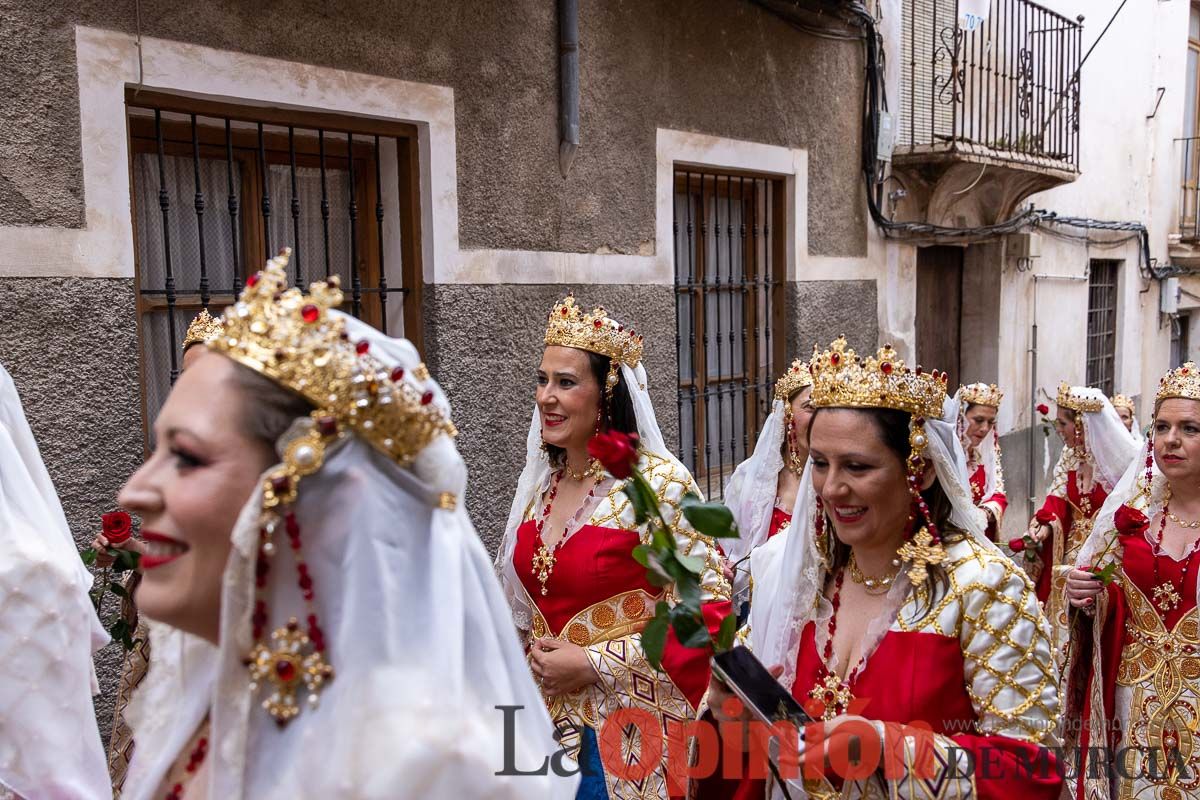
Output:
[1008, 537, 1026, 553]
[1113, 503, 1149, 535]
[1036, 403, 1050, 416]
[102, 511, 133, 546]
[587, 430, 640, 479]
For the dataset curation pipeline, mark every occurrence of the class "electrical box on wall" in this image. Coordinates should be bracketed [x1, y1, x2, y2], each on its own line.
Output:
[1006, 232, 1041, 260]
[1162, 277, 1181, 315]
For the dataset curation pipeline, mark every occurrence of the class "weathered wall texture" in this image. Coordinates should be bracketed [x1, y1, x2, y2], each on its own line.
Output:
[0, 0, 865, 257]
[997, 425, 1064, 540]
[0, 277, 142, 741]
[423, 284, 677, 550]
[786, 279, 879, 357]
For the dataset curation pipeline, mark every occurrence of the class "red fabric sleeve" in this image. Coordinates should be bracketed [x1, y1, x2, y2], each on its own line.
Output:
[660, 599, 733, 709]
[943, 733, 1061, 800]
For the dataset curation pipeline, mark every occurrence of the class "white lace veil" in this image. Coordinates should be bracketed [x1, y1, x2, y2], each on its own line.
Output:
[123, 313, 576, 800]
[748, 397, 989, 693]
[0, 363, 111, 799]
[722, 398, 785, 568]
[1055, 388, 1139, 492]
[950, 385, 1001, 498]
[497, 347, 675, 634]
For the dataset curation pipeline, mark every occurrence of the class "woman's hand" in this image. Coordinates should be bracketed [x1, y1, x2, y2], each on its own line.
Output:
[709, 664, 783, 725]
[89, 534, 147, 568]
[719, 556, 736, 584]
[1026, 519, 1051, 544]
[1066, 567, 1104, 609]
[530, 638, 600, 697]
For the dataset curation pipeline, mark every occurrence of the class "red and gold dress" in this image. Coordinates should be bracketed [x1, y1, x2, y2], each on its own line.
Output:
[702, 535, 1061, 800]
[767, 507, 792, 540]
[1063, 505, 1200, 800]
[968, 461, 1007, 541]
[513, 451, 732, 800]
[1030, 449, 1109, 603]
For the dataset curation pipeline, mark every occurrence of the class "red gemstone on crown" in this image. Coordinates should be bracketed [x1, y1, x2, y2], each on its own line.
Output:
[561, 307, 569, 316]
[301, 304, 320, 323]
[356, 340, 370, 355]
[1183, 368, 1190, 375]
[316, 416, 338, 436]
[246, 273, 260, 288]
[830, 353, 841, 366]
[271, 475, 291, 495]
[421, 391, 434, 405]
[880, 362, 893, 375]
[274, 659, 297, 683]
[593, 319, 603, 328]
[390, 367, 405, 382]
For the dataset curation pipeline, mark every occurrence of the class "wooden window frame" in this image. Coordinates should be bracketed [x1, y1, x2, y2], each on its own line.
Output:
[126, 91, 424, 447]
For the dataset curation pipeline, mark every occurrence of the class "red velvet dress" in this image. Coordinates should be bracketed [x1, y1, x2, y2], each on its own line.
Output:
[1065, 508, 1200, 799]
[512, 451, 732, 800]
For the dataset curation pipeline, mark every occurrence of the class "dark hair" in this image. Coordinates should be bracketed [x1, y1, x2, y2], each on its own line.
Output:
[228, 361, 316, 449]
[545, 351, 639, 466]
[808, 406, 963, 614]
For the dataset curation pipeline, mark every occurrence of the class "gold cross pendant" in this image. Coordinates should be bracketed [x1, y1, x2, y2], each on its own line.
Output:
[808, 673, 853, 722]
[897, 526, 946, 586]
[532, 544, 556, 596]
[1153, 582, 1182, 612]
[245, 618, 334, 726]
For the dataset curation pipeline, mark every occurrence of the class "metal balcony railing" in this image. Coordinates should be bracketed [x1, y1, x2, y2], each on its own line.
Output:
[900, 0, 1082, 171]
[1179, 136, 1200, 241]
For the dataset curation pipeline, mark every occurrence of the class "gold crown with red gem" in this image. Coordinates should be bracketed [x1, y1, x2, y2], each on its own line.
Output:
[809, 336, 947, 419]
[544, 295, 643, 367]
[1156, 363, 1200, 404]
[774, 358, 813, 401]
[182, 308, 223, 352]
[1056, 383, 1105, 413]
[1110, 393, 1135, 413]
[207, 249, 456, 468]
[960, 382, 1003, 409]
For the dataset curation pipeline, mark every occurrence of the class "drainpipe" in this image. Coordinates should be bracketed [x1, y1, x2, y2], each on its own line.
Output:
[558, 0, 579, 178]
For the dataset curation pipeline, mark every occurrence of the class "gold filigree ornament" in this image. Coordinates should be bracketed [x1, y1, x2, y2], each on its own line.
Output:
[774, 358, 813, 402]
[808, 336, 947, 420]
[544, 295, 644, 408]
[1157, 362, 1200, 405]
[961, 382, 1003, 409]
[1110, 393, 1136, 414]
[897, 526, 946, 586]
[246, 618, 334, 726]
[182, 308, 223, 352]
[808, 672, 854, 722]
[210, 248, 456, 725]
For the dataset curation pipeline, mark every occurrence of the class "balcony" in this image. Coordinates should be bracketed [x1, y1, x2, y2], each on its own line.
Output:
[1171, 136, 1200, 267]
[893, 0, 1082, 228]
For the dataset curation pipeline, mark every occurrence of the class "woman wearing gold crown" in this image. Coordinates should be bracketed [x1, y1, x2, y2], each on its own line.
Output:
[1111, 393, 1145, 447]
[105, 309, 223, 792]
[950, 383, 1007, 541]
[118, 252, 576, 800]
[1061, 363, 1200, 799]
[721, 359, 814, 611]
[496, 296, 731, 800]
[705, 338, 1060, 799]
[1025, 386, 1138, 607]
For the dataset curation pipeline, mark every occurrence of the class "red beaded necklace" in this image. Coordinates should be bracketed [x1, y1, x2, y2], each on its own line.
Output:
[1151, 499, 1200, 613]
[807, 568, 869, 721]
[530, 470, 601, 596]
[163, 717, 210, 800]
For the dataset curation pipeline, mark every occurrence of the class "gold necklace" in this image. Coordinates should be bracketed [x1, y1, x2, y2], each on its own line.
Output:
[847, 552, 897, 594]
[565, 458, 602, 482]
[1167, 510, 1200, 530]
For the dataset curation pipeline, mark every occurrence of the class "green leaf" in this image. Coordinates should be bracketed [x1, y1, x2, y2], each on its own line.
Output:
[623, 475, 659, 526]
[715, 612, 738, 653]
[81, 549, 97, 566]
[631, 544, 653, 568]
[650, 524, 673, 554]
[681, 495, 738, 539]
[675, 551, 705, 575]
[642, 550, 674, 588]
[108, 582, 129, 599]
[641, 609, 671, 671]
[669, 604, 710, 649]
[109, 619, 129, 641]
[113, 549, 141, 572]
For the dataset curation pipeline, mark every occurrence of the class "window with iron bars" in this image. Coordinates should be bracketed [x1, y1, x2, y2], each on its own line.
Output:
[126, 92, 423, 443]
[1086, 260, 1120, 396]
[674, 169, 785, 500]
